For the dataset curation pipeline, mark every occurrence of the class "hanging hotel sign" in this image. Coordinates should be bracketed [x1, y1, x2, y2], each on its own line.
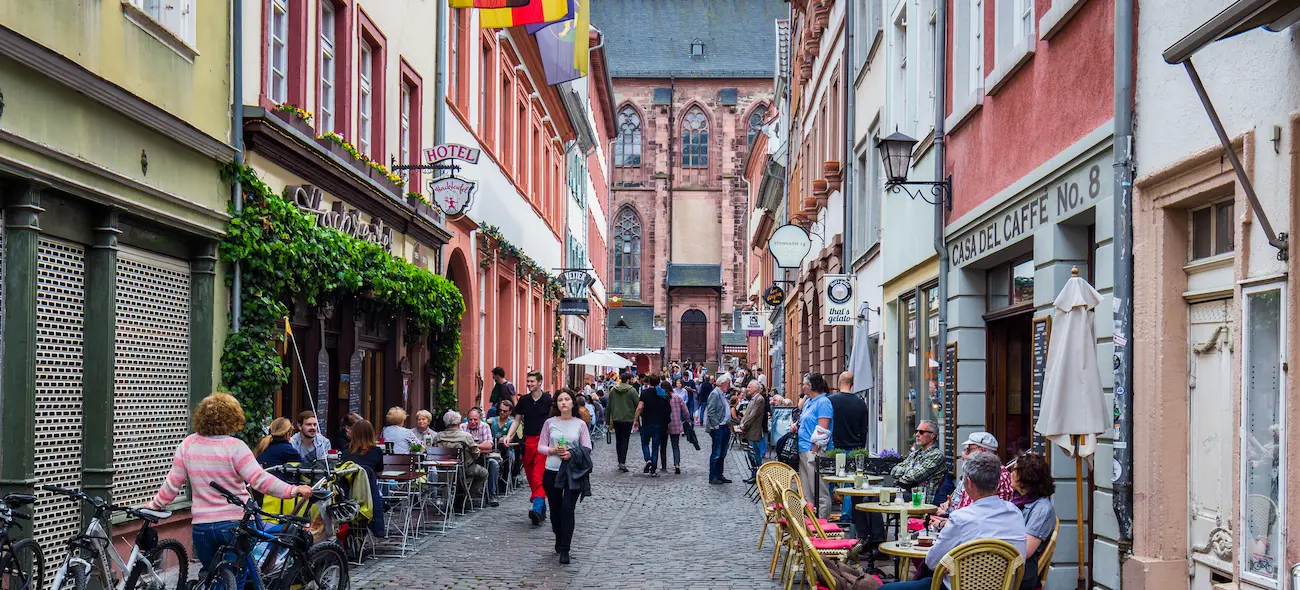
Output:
[558, 269, 595, 316]
[741, 311, 764, 336]
[769, 224, 812, 268]
[823, 274, 854, 326]
[763, 285, 786, 306]
[428, 176, 477, 217]
[388, 143, 484, 217]
[949, 153, 1112, 268]
[424, 144, 481, 165]
[288, 185, 393, 251]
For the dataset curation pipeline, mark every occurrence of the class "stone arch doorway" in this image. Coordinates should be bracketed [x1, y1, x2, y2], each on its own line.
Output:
[446, 247, 476, 411]
[680, 309, 707, 363]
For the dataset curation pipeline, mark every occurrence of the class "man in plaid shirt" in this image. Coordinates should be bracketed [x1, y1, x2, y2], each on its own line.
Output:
[890, 420, 947, 502]
[460, 407, 501, 506]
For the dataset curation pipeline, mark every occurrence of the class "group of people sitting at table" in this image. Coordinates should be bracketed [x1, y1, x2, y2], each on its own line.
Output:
[873, 428, 1057, 590]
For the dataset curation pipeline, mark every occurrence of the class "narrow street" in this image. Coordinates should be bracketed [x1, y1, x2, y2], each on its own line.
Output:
[353, 436, 781, 589]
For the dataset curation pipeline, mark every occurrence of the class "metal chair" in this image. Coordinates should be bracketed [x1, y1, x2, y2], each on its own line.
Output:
[375, 453, 421, 557]
[929, 538, 1025, 590]
[418, 446, 460, 534]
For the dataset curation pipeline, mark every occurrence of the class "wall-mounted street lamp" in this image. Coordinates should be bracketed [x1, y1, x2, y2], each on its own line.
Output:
[876, 131, 951, 211]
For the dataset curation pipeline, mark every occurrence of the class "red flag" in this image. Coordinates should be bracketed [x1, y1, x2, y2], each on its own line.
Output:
[480, 0, 568, 28]
[449, 0, 530, 8]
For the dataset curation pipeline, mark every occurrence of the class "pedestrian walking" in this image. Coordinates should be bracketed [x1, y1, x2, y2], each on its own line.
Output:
[738, 381, 769, 484]
[705, 373, 735, 484]
[632, 374, 669, 476]
[487, 366, 516, 418]
[605, 371, 640, 472]
[504, 371, 554, 526]
[696, 374, 715, 425]
[664, 380, 691, 474]
[537, 389, 592, 565]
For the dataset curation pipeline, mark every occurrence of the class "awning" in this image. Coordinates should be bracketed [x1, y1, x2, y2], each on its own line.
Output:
[606, 347, 661, 355]
[723, 345, 748, 354]
[1163, 0, 1300, 64]
[1160, 0, 1298, 260]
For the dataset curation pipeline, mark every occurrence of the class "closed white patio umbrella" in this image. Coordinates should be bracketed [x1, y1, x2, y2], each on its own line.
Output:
[567, 349, 634, 369]
[1035, 267, 1107, 589]
[847, 303, 875, 393]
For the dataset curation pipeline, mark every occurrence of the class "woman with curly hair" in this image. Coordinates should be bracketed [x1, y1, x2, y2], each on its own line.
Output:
[1009, 452, 1057, 590]
[146, 393, 312, 573]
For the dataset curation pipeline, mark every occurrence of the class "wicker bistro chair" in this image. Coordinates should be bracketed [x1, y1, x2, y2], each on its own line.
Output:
[780, 489, 855, 590]
[1036, 520, 1060, 584]
[929, 539, 1025, 590]
[767, 472, 851, 583]
[756, 461, 795, 550]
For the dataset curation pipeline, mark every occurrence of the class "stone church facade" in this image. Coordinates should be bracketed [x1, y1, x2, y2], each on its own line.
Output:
[594, 0, 784, 372]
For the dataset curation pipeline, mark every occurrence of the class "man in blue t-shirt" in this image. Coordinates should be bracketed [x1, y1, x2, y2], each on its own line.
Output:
[793, 372, 835, 517]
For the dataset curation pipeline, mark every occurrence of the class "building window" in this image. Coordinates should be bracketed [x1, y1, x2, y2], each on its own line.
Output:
[480, 40, 496, 147]
[127, 0, 196, 48]
[891, 6, 912, 136]
[450, 8, 461, 104]
[268, 0, 289, 103]
[1240, 284, 1286, 585]
[987, 258, 1035, 310]
[613, 207, 642, 300]
[1191, 200, 1235, 260]
[318, 1, 336, 133]
[954, 0, 984, 103]
[747, 103, 769, 147]
[690, 39, 705, 57]
[681, 107, 710, 168]
[855, 0, 884, 71]
[358, 42, 373, 157]
[614, 106, 642, 167]
[900, 293, 919, 448]
[500, 61, 515, 173]
[989, 0, 1035, 92]
[400, 84, 411, 169]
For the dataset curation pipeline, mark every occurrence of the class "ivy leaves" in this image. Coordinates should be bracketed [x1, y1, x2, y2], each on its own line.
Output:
[219, 163, 464, 443]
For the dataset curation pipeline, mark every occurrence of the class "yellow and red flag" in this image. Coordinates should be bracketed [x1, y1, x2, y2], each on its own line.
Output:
[449, 0, 530, 8]
[480, 0, 568, 28]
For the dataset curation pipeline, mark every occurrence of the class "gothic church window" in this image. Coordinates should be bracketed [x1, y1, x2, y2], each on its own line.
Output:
[682, 107, 710, 168]
[613, 207, 642, 300]
[747, 103, 769, 146]
[614, 106, 642, 167]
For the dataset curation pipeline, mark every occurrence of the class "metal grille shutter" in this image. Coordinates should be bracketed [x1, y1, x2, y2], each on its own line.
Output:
[113, 247, 190, 509]
[33, 237, 85, 574]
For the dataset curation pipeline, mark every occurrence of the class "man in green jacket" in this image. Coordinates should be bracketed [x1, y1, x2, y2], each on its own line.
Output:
[606, 371, 641, 472]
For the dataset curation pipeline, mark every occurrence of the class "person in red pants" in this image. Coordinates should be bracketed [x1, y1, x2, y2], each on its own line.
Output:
[504, 371, 554, 525]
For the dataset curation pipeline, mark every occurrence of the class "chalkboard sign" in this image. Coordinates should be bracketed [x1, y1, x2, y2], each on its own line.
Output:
[349, 350, 364, 414]
[316, 347, 330, 428]
[944, 343, 958, 475]
[1030, 316, 1051, 457]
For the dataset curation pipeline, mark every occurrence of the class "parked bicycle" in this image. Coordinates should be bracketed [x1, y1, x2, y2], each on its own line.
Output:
[41, 485, 187, 590]
[0, 493, 43, 590]
[193, 481, 348, 590]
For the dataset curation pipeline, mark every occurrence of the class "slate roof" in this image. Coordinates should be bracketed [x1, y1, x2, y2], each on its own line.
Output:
[607, 306, 665, 351]
[666, 264, 723, 288]
[592, 0, 787, 78]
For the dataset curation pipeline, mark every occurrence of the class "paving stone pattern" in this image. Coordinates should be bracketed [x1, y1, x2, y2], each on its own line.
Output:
[353, 433, 783, 589]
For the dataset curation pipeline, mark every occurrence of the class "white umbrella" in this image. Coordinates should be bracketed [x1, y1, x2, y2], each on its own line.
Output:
[847, 303, 875, 393]
[1034, 267, 1107, 589]
[567, 349, 634, 368]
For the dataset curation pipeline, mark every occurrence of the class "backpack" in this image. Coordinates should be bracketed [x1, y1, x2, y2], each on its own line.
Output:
[821, 559, 883, 590]
[775, 432, 800, 469]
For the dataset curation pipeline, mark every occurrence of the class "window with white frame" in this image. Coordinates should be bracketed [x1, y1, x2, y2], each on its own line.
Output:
[890, 3, 912, 137]
[319, 2, 336, 133]
[1190, 200, 1235, 261]
[866, 133, 881, 248]
[358, 42, 373, 156]
[953, 0, 984, 101]
[919, 0, 936, 133]
[855, 0, 884, 72]
[400, 84, 412, 167]
[268, 0, 289, 103]
[1240, 283, 1286, 586]
[989, 0, 1034, 91]
[126, 0, 197, 50]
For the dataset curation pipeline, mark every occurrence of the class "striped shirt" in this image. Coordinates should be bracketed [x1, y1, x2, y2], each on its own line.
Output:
[667, 392, 689, 435]
[147, 434, 298, 524]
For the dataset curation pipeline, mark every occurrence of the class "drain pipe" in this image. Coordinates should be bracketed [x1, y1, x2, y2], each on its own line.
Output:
[1111, 0, 1137, 567]
[435, 1, 447, 146]
[933, 0, 949, 418]
[231, 0, 244, 332]
[842, 0, 855, 368]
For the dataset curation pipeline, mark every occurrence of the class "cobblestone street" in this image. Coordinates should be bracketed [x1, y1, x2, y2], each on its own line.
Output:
[353, 434, 783, 589]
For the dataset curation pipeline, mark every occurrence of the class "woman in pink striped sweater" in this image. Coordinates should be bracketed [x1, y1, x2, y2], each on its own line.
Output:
[146, 393, 311, 573]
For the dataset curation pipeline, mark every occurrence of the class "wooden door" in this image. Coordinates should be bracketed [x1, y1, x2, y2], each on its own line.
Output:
[985, 310, 1032, 462]
[680, 310, 708, 363]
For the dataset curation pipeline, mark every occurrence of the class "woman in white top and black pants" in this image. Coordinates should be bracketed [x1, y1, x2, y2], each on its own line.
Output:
[537, 389, 592, 564]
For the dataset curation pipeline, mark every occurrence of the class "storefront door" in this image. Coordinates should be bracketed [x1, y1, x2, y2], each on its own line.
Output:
[681, 310, 707, 362]
[363, 347, 386, 424]
[985, 309, 1032, 460]
[1187, 299, 1235, 588]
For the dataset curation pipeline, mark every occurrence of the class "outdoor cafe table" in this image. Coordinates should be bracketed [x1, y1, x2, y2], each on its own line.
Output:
[831, 486, 899, 499]
[822, 474, 884, 485]
[855, 501, 939, 516]
[878, 541, 931, 581]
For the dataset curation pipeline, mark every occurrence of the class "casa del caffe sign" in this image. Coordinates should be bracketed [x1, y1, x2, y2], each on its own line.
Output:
[288, 184, 393, 251]
[949, 152, 1112, 268]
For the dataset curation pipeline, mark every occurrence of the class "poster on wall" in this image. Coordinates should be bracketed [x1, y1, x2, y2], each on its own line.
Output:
[823, 274, 855, 326]
[768, 406, 795, 446]
[741, 311, 764, 336]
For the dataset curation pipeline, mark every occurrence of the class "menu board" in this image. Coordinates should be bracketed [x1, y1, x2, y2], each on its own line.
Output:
[1030, 316, 1051, 457]
[348, 350, 364, 414]
[944, 343, 958, 475]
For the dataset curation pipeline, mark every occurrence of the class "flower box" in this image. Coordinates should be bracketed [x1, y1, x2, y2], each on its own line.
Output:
[824, 161, 843, 192]
[270, 107, 314, 137]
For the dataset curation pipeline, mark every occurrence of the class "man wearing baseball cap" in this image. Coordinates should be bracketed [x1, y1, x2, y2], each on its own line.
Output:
[939, 431, 1017, 516]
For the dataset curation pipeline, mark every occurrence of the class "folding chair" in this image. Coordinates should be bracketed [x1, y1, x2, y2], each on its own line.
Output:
[375, 453, 421, 557]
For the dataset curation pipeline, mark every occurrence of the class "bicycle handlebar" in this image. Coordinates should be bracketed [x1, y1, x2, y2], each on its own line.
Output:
[40, 485, 84, 499]
[208, 481, 311, 525]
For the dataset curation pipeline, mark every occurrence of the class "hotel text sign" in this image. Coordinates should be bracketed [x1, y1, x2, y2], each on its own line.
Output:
[949, 153, 1112, 268]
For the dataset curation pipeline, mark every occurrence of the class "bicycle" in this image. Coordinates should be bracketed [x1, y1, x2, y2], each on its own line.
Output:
[0, 493, 44, 590]
[264, 463, 366, 561]
[193, 482, 348, 590]
[41, 485, 187, 590]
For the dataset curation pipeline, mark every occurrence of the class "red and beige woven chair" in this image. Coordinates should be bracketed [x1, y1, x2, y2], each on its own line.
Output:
[780, 489, 856, 590]
[762, 466, 848, 579]
[756, 461, 794, 550]
[928, 538, 1025, 590]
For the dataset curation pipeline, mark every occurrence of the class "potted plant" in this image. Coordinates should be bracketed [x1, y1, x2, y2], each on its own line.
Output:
[271, 103, 314, 137]
[802, 193, 819, 212]
[407, 192, 436, 218]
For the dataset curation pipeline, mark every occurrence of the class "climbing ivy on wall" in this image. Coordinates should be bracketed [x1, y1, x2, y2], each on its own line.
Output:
[220, 163, 464, 444]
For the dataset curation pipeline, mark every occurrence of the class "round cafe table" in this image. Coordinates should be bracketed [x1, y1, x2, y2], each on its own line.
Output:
[878, 541, 931, 581]
[822, 474, 884, 485]
[831, 486, 900, 499]
[855, 501, 939, 516]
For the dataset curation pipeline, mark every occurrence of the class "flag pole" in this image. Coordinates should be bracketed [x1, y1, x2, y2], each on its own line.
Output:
[285, 318, 319, 419]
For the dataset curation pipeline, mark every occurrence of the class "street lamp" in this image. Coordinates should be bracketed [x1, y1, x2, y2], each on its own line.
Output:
[874, 131, 951, 210]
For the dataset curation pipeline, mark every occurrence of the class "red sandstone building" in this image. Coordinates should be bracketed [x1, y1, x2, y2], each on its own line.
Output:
[594, 0, 785, 373]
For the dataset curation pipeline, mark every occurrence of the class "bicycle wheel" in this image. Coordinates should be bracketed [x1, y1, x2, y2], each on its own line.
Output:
[303, 543, 348, 590]
[53, 558, 89, 590]
[1, 538, 45, 590]
[194, 565, 237, 590]
[124, 539, 189, 590]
